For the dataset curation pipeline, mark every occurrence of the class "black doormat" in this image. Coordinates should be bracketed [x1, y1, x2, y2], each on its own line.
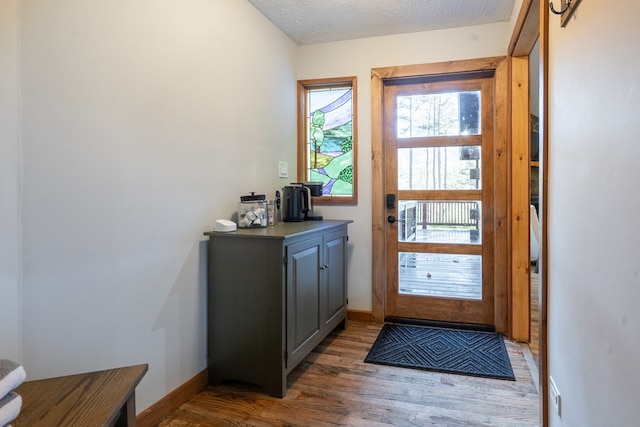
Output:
[364, 324, 515, 381]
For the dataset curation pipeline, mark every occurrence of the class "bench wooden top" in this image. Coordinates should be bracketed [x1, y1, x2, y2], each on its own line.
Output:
[14, 363, 148, 427]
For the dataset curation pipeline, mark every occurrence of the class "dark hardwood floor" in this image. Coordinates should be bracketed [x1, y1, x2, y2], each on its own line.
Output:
[159, 321, 540, 426]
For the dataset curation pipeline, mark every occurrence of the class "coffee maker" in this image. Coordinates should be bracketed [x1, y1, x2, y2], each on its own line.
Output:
[281, 182, 324, 222]
[281, 184, 309, 222]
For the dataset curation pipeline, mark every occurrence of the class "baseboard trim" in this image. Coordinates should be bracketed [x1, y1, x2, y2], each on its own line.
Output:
[137, 368, 208, 427]
[348, 309, 375, 323]
[136, 311, 373, 425]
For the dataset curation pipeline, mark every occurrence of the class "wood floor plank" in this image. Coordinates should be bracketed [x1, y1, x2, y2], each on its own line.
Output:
[159, 321, 539, 426]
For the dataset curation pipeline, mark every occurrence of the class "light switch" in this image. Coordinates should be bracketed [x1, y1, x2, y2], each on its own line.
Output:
[279, 161, 288, 178]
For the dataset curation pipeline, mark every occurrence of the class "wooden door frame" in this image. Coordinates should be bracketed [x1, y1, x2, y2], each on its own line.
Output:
[509, 0, 549, 425]
[371, 57, 510, 334]
[510, 53, 531, 341]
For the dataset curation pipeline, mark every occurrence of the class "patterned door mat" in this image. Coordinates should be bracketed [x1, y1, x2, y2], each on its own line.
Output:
[364, 324, 515, 381]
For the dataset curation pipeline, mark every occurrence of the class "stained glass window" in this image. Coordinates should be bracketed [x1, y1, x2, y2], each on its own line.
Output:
[297, 77, 357, 204]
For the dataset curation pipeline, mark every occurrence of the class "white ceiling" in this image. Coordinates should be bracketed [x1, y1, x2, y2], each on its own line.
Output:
[247, 0, 517, 45]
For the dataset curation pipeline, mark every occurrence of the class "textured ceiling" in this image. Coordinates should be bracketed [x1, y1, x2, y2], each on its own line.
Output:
[247, 0, 517, 45]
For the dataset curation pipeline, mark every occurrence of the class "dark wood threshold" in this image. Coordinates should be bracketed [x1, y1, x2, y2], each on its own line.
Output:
[349, 311, 496, 333]
[137, 368, 208, 427]
[384, 316, 496, 332]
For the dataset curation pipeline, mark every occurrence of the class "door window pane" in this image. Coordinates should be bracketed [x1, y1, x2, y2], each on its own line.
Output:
[398, 146, 481, 190]
[398, 200, 481, 244]
[398, 252, 481, 300]
[397, 91, 481, 138]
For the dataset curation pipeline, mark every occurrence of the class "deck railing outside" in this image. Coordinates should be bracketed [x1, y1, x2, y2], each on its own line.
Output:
[416, 200, 479, 227]
[415, 200, 480, 241]
[399, 201, 483, 298]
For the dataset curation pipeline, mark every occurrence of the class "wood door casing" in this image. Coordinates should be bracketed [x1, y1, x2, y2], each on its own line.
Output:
[371, 57, 509, 334]
[510, 56, 532, 341]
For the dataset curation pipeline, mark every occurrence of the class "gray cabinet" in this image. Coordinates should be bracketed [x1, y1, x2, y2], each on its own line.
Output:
[204, 220, 351, 397]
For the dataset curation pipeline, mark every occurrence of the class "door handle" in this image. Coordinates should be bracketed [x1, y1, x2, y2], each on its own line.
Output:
[387, 215, 404, 224]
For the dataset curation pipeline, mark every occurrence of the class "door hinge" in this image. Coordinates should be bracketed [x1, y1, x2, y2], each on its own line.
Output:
[346, 235, 349, 242]
[283, 256, 287, 266]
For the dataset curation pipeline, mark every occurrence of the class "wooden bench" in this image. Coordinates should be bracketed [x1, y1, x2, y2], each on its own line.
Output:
[14, 364, 147, 427]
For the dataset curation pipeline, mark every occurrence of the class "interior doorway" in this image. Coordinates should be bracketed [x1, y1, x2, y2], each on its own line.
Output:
[509, 0, 549, 423]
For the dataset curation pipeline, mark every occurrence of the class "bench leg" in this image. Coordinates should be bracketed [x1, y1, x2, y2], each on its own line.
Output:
[115, 392, 137, 427]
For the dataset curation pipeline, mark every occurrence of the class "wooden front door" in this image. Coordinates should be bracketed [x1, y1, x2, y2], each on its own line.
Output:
[383, 74, 496, 325]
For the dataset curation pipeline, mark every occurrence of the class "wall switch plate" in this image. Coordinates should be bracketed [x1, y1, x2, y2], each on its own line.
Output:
[549, 376, 561, 416]
[278, 161, 288, 178]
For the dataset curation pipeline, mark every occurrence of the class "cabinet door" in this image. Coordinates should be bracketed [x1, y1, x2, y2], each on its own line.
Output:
[286, 237, 322, 368]
[323, 230, 347, 329]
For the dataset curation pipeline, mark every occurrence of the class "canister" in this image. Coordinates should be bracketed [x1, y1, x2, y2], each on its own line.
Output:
[238, 193, 267, 228]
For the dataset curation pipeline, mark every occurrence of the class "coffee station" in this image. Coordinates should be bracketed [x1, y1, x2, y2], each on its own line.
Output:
[228, 181, 325, 231]
[203, 182, 352, 397]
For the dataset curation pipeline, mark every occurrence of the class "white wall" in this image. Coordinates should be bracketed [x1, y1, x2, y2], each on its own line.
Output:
[548, 1, 640, 425]
[0, 0, 22, 363]
[296, 17, 521, 311]
[8, 0, 538, 415]
[18, 0, 296, 411]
